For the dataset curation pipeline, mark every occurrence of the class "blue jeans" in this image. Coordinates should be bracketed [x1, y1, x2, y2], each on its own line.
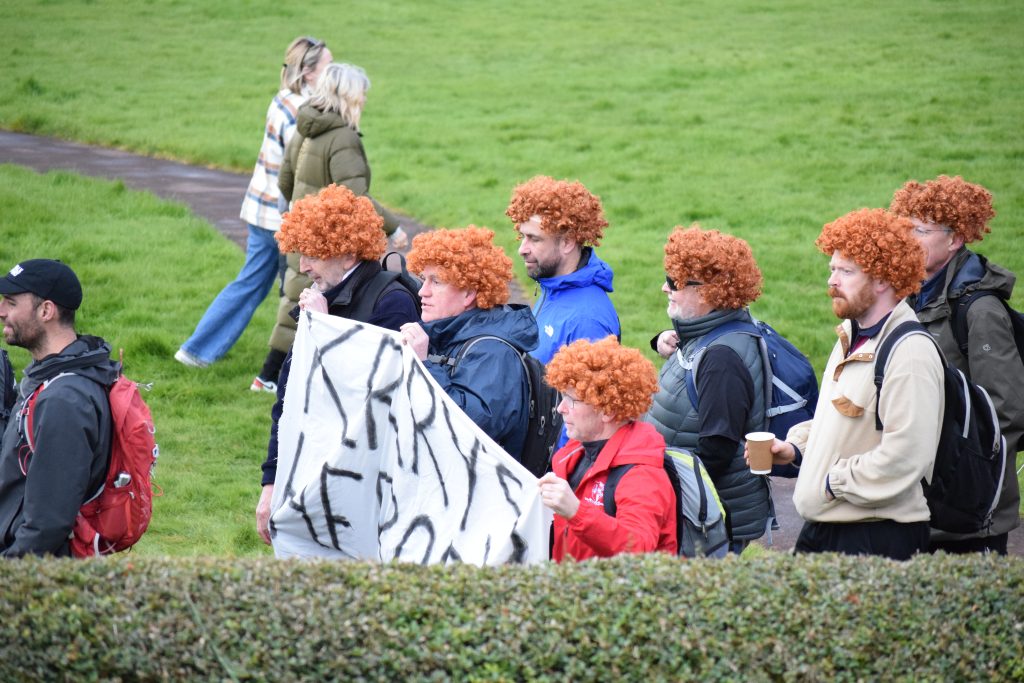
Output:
[181, 224, 280, 364]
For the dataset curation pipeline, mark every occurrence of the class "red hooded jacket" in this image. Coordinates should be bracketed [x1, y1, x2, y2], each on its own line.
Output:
[550, 421, 677, 561]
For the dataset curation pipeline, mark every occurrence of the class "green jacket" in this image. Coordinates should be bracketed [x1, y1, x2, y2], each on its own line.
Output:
[907, 247, 1023, 539]
[278, 103, 399, 233]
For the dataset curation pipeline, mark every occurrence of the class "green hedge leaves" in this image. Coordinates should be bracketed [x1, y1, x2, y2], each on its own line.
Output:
[1, 553, 1021, 681]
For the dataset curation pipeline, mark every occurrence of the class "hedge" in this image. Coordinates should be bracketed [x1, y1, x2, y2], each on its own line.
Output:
[1, 553, 1021, 681]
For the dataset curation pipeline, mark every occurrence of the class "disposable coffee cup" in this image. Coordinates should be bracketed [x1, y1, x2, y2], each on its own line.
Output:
[745, 431, 775, 475]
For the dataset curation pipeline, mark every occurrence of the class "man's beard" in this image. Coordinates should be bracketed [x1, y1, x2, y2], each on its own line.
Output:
[3, 319, 44, 353]
[527, 258, 559, 281]
[829, 283, 875, 321]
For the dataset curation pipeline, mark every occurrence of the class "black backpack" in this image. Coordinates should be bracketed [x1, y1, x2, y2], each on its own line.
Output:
[951, 289, 1024, 449]
[874, 321, 1006, 534]
[0, 349, 16, 433]
[435, 333, 562, 478]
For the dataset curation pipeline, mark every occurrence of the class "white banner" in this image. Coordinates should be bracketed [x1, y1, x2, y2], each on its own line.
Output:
[270, 312, 551, 565]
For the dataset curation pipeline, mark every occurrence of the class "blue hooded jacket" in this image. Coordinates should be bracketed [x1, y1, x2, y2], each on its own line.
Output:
[530, 248, 620, 364]
[423, 304, 539, 461]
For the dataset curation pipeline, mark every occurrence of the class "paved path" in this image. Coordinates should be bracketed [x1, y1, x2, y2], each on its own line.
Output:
[0, 129, 525, 301]
[760, 471, 1024, 556]
[2, 129, 1020, 555]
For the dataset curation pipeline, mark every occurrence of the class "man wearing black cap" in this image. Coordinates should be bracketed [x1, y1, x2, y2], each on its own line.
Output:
[0, 259, 119, 557]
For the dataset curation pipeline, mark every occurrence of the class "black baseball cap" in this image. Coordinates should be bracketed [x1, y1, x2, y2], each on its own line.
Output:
[0, 259, 83, 310]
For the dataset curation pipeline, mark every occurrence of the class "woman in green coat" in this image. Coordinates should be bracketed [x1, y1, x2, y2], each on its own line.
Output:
[255, 63, 407, 391]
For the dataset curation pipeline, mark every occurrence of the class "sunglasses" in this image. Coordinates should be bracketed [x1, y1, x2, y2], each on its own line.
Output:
[665, 275, 703, 291]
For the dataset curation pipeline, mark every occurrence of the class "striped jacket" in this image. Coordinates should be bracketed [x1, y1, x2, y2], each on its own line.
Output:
[239, 89, 306, 231]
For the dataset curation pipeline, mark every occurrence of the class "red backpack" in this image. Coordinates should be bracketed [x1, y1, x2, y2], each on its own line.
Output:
[23, 368, 158, 557]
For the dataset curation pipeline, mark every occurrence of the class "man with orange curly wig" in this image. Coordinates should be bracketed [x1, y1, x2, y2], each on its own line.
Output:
[255, 184, 420, 545]
[506, 176, 620, 365]
[644, 225, 772, 554]
[538, 336, 677, 561]
[892, 175, 1022, 555]
[399, 227, 538, 461]
[764, 209, 944, 560]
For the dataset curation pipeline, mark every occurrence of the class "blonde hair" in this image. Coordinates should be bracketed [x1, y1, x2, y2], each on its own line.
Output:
[306, 63, 369, 129]
[280, 36, 329, 95]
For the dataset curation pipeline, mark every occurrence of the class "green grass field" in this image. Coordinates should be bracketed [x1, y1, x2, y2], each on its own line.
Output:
[2, 0, 1023, 555]
[0, 166, 279, 555]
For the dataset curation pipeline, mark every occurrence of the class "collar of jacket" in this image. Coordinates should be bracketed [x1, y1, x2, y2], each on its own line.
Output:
[535, 247, 615, 294]
[908, 248, 1007, 326]
[22, 335, 118, 395]
[910, 247, 976, 312]
[323, 260, 383, 311]
[554, 421, 665, 489]
[672, 307, 749, 346]
[423, 304, 539, 353]
[832, 302, 912, 380]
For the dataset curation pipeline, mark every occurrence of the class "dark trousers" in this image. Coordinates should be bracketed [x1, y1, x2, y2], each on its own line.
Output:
[795, 519, 929, 560]
[928, 532, 1008, 556]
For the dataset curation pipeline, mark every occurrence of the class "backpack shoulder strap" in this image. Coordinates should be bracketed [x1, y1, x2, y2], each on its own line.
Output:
[348, 270, 403, 322]
[951, 289, 1004, 358]
[680, 320, 762, 411]
[21, 371, 85, 452]
[602, 463, 635, 517]
[873, 321, 939, 431]
[428, 335, 520, 370]
[381, 252, 422, 312]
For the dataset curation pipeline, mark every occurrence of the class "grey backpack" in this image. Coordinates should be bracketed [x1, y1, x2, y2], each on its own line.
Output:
[604, 449, 729, 558]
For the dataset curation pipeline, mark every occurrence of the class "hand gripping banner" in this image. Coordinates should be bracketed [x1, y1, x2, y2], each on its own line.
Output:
[270, 312, 551, 564]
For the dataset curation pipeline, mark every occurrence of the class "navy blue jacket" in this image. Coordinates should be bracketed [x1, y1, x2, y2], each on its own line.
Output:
[423, 304, 538, 460]
[262, 260, 419, 485]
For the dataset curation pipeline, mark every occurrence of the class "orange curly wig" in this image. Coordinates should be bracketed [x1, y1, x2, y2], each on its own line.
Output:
[407, 226, 511, 310]
[889, 175, 995, 244]
[816, 208, 924, 299]
[276, 184, 386, 261]
[545, 336, 658, 423]
[506, 175, 608, 246]
[663, 224, 763, 310]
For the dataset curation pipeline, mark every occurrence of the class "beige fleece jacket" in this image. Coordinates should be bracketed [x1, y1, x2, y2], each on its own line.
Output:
[790, 301, 944, 524]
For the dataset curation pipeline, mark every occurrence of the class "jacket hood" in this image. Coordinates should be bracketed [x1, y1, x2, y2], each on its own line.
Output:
[947, 249, 1016, 300]
[22, 335, 119, 395]
[296, 103, 356, 139]
[424, 304, 539, 354]
[538, 248, 614, 294]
